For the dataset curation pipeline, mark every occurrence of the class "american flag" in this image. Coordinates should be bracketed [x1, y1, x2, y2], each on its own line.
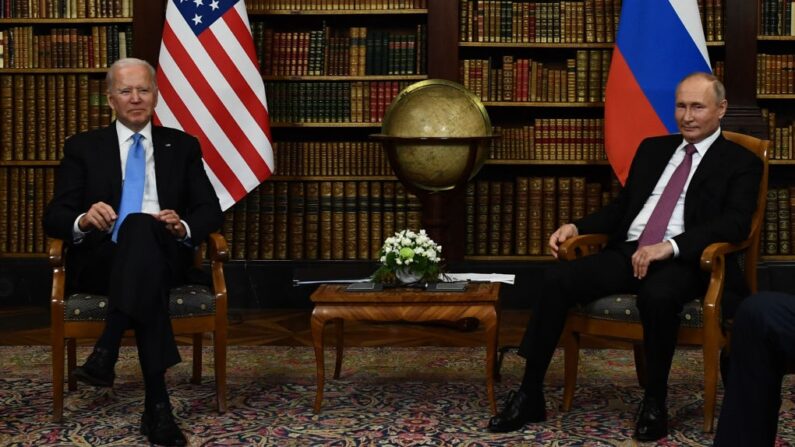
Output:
[155, 0, 273, 210]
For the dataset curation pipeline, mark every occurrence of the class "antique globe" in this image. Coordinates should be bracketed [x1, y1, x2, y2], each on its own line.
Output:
[375, 79, 492, 192]
[372, 80, 494, 261]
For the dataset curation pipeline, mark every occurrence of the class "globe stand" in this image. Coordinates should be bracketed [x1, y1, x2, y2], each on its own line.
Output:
[372, 135, 495, 261]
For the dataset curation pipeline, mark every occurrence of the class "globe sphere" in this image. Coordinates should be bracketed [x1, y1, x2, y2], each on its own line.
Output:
[381, 80, 492, 191]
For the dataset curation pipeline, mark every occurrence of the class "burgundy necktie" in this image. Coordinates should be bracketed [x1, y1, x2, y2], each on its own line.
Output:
[637, 144, 697, 247]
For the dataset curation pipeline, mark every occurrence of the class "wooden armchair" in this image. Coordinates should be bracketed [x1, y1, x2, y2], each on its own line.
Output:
[49, 232, 229, 422]
[558, 131, 769, 433]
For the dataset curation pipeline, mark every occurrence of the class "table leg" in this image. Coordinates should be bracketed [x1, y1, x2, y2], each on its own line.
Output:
[311, 309, 327, 413]
[484, 306, 498, 415]
[333, 318, 344, 379]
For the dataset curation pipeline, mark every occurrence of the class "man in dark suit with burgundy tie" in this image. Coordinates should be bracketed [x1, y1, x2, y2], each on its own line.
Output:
[43, 58, 222, 446]
[487, 72, 763, 441]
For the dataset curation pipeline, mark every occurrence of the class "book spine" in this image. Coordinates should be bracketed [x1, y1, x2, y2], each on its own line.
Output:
[500, 180, 514, 255]
[541, 176, 557, 255]
[331, 181, 345, 259]
[259, 181, 276, 259]
[528, 177, 543, 255]
[344, 181, 358, 259]
[232, 196, 247, 259]
[382, 181, 396, 244]
[275, 181, 289, 260]
[514, 177, 529, 255]
[465, 181, 476, 255]
[289, 181, 305, 259]
[369, 181, 383, 260]
[357, 180, 370, 259]
[245, 186, 261, 259]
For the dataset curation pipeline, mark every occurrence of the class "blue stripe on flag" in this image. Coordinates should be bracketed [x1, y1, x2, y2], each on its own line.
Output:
[616, 0, 711, 133]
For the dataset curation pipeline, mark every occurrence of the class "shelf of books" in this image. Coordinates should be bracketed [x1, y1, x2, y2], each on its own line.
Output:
[757, 1, 795, 260]
[457, 0, 618, 259]
[216, 1, 428, 260]
[0, 3, 132, 258]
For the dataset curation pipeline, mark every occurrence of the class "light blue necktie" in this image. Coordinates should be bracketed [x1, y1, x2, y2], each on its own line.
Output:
[112, 133, 145, 242]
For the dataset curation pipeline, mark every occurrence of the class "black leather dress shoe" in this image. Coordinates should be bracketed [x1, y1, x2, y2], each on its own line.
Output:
[72, 347, 116, 388]
[634, 396, 668, 441]
[486, 389, 546, 433]
[140, 402, 187, 447]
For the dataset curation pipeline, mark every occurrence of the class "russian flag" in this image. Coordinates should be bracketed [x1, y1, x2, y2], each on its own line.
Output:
[604, 0, 711, 184]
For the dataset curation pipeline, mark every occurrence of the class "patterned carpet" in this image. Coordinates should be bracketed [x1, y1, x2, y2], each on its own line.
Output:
[0, 345, 793, 446]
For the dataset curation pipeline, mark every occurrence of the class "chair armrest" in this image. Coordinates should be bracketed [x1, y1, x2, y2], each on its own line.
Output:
[699, 240, 750, 273]
[208, 232, 229, 263]
[699, 240, 750, 325]
[558, 234, 608, 261]
[207, 233, 229, 315]
[48, 238, 65, 268]
[49, 238, 67, 328]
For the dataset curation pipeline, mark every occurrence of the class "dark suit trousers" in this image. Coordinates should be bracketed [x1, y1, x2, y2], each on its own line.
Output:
[518, 242, 706, 400]
[75, 213, 185, 374]
[714, 292, 795, 447]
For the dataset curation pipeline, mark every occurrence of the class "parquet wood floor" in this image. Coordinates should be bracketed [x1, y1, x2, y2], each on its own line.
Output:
[0, 306, 534, 348]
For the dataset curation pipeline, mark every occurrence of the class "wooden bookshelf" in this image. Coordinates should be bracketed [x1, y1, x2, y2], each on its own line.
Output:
[0, 0, 792, 270]
[756, 3, 795, 258]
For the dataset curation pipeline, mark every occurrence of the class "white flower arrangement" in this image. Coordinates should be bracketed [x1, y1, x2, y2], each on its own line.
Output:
[372, 229, 444, 284]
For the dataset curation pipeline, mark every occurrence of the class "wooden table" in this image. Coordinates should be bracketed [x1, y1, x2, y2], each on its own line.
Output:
[310, 282, 501, 414]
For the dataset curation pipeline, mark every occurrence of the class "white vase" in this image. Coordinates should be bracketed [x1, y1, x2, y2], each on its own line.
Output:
[395, 266, 422, 284]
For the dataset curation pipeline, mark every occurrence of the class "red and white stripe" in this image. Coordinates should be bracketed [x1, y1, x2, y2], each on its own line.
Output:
[155, 0, 272, 210]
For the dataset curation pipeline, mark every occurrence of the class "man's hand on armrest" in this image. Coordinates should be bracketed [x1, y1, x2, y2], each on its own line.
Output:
[549, 223, 579, 259]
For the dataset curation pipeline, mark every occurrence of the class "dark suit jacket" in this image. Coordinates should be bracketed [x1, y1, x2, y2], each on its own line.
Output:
[575, 133, 763, 315]
[43, 123, 223, 290]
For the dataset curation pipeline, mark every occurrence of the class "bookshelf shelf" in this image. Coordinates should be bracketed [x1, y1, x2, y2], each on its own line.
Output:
[484, 160, 610, 166]
[0, 68, 111, 73]
[271, 122, 383, 128]
[454, 42, 735, 49]
[761, 255, 795, 262]
[250, 9, 428, 16]
[482, 101, 604, 108]
[271, 175, 396, 181]
[770, 160, 795, 165]
[758, 35, 795, 41]
[0, 18, 132, 24]
[459, 42, 614, 49]
[465, 255, 553, 261]
[757, 94, 795, 99]
[0, 161, 60, 166]
[262, 75, 428, 81]
[0, 252, 47, 259]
